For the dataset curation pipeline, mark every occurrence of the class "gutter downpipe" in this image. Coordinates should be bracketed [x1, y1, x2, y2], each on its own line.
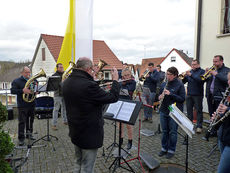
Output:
[196, 0, 202, 62]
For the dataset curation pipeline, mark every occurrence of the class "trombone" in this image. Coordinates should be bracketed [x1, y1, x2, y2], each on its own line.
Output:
[140, 69, 150, 81]
[200, 65, 216, 80]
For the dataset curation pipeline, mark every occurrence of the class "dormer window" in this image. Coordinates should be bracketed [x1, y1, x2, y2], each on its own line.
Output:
[171, 56, 176, 62]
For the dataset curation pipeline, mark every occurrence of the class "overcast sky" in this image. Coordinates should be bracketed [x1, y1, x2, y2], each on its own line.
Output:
[0, 0, 196, 64]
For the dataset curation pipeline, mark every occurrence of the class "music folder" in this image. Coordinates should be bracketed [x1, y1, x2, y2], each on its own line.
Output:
[103, 99, 142, 125]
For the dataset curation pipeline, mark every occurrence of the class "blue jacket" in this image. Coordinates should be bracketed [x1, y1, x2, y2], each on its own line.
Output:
[11, 76, 35, 108]
[143, 70, 160, 93]
[218, 106, 230, 146]
[119, 79, 136, 100]
[159, 78, 185, 115]
[182, 67, 205, 96]
[206, 64, 229, 100]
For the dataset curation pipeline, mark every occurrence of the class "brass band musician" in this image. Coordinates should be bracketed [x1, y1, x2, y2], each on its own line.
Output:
[10, 66, 36, 146]
[182, 59, 205, 133]
[205, 55, 229, 136]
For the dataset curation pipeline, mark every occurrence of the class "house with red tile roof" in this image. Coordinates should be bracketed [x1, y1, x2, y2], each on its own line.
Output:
[160, 48, 193, 74]
[140, 57, 165, 76]
[31, 34, 123, 80]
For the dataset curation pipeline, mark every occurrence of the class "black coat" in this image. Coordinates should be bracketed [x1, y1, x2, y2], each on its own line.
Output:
[159, 78, 185, 114]
[206, 64, 229, 100]
[182, 67, 205, 96]
[11, 76, 35, 108]
[218, 107, 230, 146]
[62, 69, 120, 149]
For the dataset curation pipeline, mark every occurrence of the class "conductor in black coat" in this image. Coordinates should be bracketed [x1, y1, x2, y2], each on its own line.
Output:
[62, 57, 120, 173]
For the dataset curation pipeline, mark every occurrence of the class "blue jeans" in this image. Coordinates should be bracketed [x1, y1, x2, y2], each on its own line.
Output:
[160, 111, 178, 153]
[218, 141, 230, 173]
[74, 145, 98, 173]
[143, 92, 156, 118]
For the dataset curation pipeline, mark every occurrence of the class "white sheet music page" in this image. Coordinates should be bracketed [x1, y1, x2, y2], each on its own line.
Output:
[116, 102, 136, 121]
[106, 101, 123, 117]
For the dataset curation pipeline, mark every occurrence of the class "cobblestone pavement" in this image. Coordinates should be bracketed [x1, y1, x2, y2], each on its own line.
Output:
[5, 110, 220, 173]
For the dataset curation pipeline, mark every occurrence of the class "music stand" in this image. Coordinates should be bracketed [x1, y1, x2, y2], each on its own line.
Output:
[104, 99, 142, 173]
[168, 104, 195, 173]
[33, 76, 61, 150]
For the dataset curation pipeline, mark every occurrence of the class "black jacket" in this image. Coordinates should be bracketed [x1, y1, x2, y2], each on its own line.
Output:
[52, 71, 63, 97]
[159, 78, 185, 114]
[11, 76, 35, 108]
[142, 70, 160, 93]
[206, 64, 229, 100]
[218, 107, 230, 146]
[182, 67, 205, 96]
[62, 69, 120, 149]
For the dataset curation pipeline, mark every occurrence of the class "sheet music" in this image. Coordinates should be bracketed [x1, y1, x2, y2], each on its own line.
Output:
[116, 102, 136, 121]
[169, 104, 195, 138]
[106, 101, 123, 117]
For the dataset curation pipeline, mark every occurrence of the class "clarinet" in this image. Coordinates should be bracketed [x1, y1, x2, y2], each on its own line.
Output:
[158, 80, 168, 109]
[203, 87, 230, 141]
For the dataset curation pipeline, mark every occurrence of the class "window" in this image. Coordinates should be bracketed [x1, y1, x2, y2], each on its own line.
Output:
[104, 72, 110, 80]
[42, 48, 46, 61]
[171, 56, 176, 62]
[221, 0, 230, 34]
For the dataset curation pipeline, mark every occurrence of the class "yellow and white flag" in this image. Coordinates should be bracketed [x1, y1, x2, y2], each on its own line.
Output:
[57, 0, 93, 70]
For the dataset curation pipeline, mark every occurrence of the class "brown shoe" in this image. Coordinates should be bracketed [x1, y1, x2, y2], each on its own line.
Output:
[52, 125, 58, 130]
[63, 122, 68, 125]
[142, 118, 148, 122]
[148, 117, 153, 123]
[196, 128, 202, 133]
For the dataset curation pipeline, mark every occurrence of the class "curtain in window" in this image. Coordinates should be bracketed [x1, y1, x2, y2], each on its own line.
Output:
[224, 0, 230, 33]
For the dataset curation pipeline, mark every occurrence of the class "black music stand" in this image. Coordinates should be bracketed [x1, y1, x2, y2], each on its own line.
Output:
[33, 76, 61, 150]
[104, 99, 142, 173]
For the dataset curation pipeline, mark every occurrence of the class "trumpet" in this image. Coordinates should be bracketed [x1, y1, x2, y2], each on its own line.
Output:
[200, 65, 216, 80]
[140, 69, 150, 81]
[178, 72, 186, 80]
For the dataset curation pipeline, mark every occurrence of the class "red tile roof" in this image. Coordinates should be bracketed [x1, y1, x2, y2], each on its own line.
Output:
[140, 57, 165, 75]
[40, 34, 123, 70]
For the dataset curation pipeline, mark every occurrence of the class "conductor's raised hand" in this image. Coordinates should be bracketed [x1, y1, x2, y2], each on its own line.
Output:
[111, 67, 118, 81]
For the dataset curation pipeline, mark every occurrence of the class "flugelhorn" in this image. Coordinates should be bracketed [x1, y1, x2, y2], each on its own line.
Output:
[95, 59, 108, 80]
[23, 69, 46, 103]
[140, 69, 150, 81]
[62, 61, 76, 81]
[200, 65, 216, 80]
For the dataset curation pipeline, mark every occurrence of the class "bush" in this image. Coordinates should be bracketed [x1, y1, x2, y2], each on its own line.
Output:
[0, 102, 14, 173]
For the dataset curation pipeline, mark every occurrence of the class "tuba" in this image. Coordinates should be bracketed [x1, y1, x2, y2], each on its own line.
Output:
[62, 61, 76, 81]
[200, 65, 216, 80]
[23, 69, 46, 103]
[95, 59, 108, 80]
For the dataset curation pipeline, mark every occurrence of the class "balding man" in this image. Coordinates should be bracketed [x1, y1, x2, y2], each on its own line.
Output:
[62, 57, 120, 173]
[11, 66, 36, 146]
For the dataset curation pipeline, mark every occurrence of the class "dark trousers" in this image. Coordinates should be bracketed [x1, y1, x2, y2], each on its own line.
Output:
[207, 94, 221, 117]
[18, 107, 35, 140]
[186, 95, 203, 128]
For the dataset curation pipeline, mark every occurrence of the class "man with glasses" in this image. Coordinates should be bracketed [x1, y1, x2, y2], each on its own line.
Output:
[158, 67, 185, 159]
[182, 59, 205, 133]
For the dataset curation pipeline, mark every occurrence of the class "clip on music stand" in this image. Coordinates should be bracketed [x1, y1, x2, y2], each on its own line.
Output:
[34, 76, 61, 150]
[104, 99, 142, 173]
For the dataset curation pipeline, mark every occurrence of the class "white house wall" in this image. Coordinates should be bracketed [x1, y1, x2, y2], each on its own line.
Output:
[32, 39, 56, 78]
[160, 51, 191, 74]
[195, 0, 230, 68]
